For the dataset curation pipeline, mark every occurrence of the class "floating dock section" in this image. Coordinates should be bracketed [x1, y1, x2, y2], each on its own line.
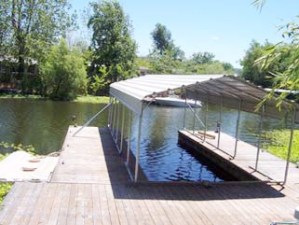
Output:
[178, 130, 299, 183]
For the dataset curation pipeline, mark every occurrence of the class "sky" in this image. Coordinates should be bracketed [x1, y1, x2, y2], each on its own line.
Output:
[71, 0, 298, 68]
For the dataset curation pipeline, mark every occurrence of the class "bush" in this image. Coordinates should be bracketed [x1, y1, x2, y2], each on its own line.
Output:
[40, 39, 88, 101]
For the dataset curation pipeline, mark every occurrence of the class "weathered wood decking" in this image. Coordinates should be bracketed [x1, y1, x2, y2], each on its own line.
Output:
[179, 130, 299, 183]
[1, 126, 299, 224]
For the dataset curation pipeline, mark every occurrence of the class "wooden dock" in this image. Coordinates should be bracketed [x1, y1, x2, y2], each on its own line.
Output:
[1, 126, 299, 224]
[178, 130, 299, 183]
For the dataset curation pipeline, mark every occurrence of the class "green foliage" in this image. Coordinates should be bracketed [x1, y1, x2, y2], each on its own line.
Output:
[151, 23, 185, 60]
[241, 41, 274, 87]
[88, 0, 137, 92]
[89, 66, 109, 95]
[0, 141, 37, 155]
[0, 154, 12, 204]
[145, 50, 234, 75]
[136, 57, 151, 69]
[0, 182, 12, 204]
[190, 61, 234, 74]
[0, 154, 8, 161]
[263, 130, 299, 163]
[241, 40, 294, 88]
[148, 23, 233, 74]
[0, 0, 75, 91]
[74, 95, 110, 104]
[191, 52, 215, 64]
[261, 23, 299, 91]
[251, 0, 299, 106]
[151, 23, 173, 54]
[40, 39, 88, 101]
[149, 50, 182, 74]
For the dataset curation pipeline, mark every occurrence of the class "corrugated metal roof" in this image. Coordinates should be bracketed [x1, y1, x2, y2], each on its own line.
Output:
[110, 74, 223, 114]
[109, 74, 299, 121]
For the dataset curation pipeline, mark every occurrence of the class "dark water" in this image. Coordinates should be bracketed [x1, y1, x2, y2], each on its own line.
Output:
[0, 98, 286, 182]
[126, 104, 285, 182]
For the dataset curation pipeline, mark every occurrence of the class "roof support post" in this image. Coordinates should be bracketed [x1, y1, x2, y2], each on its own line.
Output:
[255, 105, 264, 170]
[134, 105, 144, 183]
[183, 96, 187, 130]
[112, 99, 117, 139]
[116, 101, 120, 145]
[192, 101, 197, 135]
[126, 111, 132, 165]
[233, 99, 242, 159]
[283, 107, 296, 185]
[120, 104, 125, 154]
[183, 87, 187, 130]
[108, 96, 113, 128]
[109, 97, 114, 132]
[217, 97, 223, 149]
[111, 98, 116, 137]
[125, 110, 133, 181]
[203, 98, 209, 142]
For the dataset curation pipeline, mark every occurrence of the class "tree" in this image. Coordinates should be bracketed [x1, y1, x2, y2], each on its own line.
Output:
[151, 23, 173, 55]
[0, 0, 74, 88]
[191, 52, 215, 64]
[241, 40, 293, 88]
[40, 39, 88, 100]
[252, 0, 299, 104]
[149, 49, 182, 74]
[88, 0, 137, 93]
[151, 23, 185, 60]
[241, 41, 273, 87]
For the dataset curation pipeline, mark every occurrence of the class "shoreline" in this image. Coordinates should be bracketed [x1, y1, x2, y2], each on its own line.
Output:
[0, 94, 110, 104]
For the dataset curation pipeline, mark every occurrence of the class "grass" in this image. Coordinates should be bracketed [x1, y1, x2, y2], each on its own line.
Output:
[0, 94, 110, 104]
[0, 154, 12, 205]
[73, 95, 110, 104]
[263, 130, 299, 163]
[0, 94, 44, 99]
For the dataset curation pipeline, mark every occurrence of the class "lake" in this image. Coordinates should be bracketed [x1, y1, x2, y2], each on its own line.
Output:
[0, 98, 285, 182]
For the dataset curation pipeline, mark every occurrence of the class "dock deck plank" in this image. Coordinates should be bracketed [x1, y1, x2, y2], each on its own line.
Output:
[179, 130, 299, 183]
[1, 127, 299, 224]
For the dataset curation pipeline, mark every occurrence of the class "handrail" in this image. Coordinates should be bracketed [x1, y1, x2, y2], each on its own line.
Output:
[72, 102, 112, 137]
[186, 102, 206, 128]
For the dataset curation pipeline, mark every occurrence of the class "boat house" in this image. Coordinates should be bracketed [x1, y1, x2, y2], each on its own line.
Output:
[109, 74, 299, 183]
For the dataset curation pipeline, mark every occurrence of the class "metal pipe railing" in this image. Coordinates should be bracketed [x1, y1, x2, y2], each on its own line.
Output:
[283, 107, 296, 185]
[186, 103, 205, 128]
[72, 102, 112, 137]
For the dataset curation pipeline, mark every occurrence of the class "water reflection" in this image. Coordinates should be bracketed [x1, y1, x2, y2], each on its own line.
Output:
[0, 99, 108, 154]
[129, 104, 287, 182]
[0, 98, 290, 182]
